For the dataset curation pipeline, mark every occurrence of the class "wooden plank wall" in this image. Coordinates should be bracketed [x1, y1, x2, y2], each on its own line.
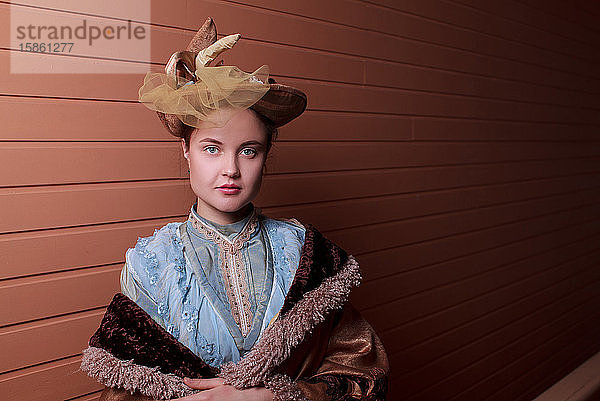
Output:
[1, 1, 599, 400]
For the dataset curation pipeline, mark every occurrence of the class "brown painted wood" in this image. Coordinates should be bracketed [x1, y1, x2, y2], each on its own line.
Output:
[0, 96, 408, 141]
[0, 265, 120, 326]
[0, 310, 104, 373]
[0, 356, 102, 401]
[1, 1, 600, 400]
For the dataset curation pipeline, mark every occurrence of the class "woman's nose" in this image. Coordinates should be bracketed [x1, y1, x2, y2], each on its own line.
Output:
[222, 154, 240, 178]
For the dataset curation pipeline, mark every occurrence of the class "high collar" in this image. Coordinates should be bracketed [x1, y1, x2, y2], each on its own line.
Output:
[187, 202, 258, 243]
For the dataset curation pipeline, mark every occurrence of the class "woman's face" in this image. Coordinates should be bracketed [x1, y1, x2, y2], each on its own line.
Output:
[181, 109, 268, 224]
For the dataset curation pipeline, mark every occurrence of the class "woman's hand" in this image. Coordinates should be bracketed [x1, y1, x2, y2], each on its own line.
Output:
[166, 377, 274, 401]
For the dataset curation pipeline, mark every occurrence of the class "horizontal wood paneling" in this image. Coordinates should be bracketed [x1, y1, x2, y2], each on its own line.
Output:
[454, 298, 600, 400]
[0, 265, 120, 326]
[363, 216, 600, 331]
[0, 142, 182, 187]
[493, 325, 600, 401]
[0, 96, 171, 141]
[355, 208, 600, 311]
[6, 51, 600, 123]
[185, 1, 600, 92]
[0, 217, 176, 279]
[407, 276, 600, 401]
[374, 215, 600, 349]
[396, 1, 599, 61]
[364, 59, 600, 110]
[382, 258, 599, 399]
[413, 117, 599, 141]
[0, 356, 101, 401]
[5, 0, 170, 24]
[0, 96, 408, 141]
[0, 180, 193, 233]
[450, 0, 600, 47]
[0, 310, 103, 373]
[230, 0, 600, 66]
[384, 237, 600, 363]
[1, 1, 599, 400]
[382, 262, 600, 378]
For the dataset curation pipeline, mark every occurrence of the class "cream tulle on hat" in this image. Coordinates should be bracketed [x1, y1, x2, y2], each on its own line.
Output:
[139, 62, 270, 128]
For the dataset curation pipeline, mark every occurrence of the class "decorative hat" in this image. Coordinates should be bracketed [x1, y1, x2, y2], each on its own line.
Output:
[138, 17, 307, 138]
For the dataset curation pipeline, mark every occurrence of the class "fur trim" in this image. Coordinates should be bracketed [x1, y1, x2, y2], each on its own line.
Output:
[264, 373, 309, 401]
[80, 346, 199, 400]
[218, 255, 362, 387]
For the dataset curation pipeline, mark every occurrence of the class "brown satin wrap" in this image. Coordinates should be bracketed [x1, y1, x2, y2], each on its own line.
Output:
[280, 302, 389, 400]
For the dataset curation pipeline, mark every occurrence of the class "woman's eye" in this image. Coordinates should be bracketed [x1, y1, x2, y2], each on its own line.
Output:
[241, 148, 257, 157]
[204, 146, 218, 154]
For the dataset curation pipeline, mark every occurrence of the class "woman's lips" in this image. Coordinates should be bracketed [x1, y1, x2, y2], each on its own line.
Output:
[217, 186, 241, 195]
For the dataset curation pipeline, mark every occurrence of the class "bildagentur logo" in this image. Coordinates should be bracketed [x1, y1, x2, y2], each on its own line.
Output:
[16, 19, 146, 47]
[10, 1, 151, 74]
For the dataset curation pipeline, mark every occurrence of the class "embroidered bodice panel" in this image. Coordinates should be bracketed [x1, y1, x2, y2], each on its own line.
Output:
[185, 203, 264, 338]
[120, 204, 306, 368]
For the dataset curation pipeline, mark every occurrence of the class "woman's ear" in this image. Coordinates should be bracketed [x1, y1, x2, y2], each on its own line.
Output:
[181, 138, 189, 161]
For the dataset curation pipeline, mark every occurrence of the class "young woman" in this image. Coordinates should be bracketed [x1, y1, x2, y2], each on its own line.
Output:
[80, 17, 389, 401]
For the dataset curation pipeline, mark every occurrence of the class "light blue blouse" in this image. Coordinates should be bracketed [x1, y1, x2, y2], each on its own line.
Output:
[119, 202, 306, 368]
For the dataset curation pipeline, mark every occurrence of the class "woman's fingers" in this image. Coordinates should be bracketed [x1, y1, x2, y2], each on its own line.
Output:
[183, 377, 225, 390]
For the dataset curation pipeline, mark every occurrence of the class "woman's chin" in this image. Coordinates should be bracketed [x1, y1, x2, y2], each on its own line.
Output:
[207, 199, 249, 214]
